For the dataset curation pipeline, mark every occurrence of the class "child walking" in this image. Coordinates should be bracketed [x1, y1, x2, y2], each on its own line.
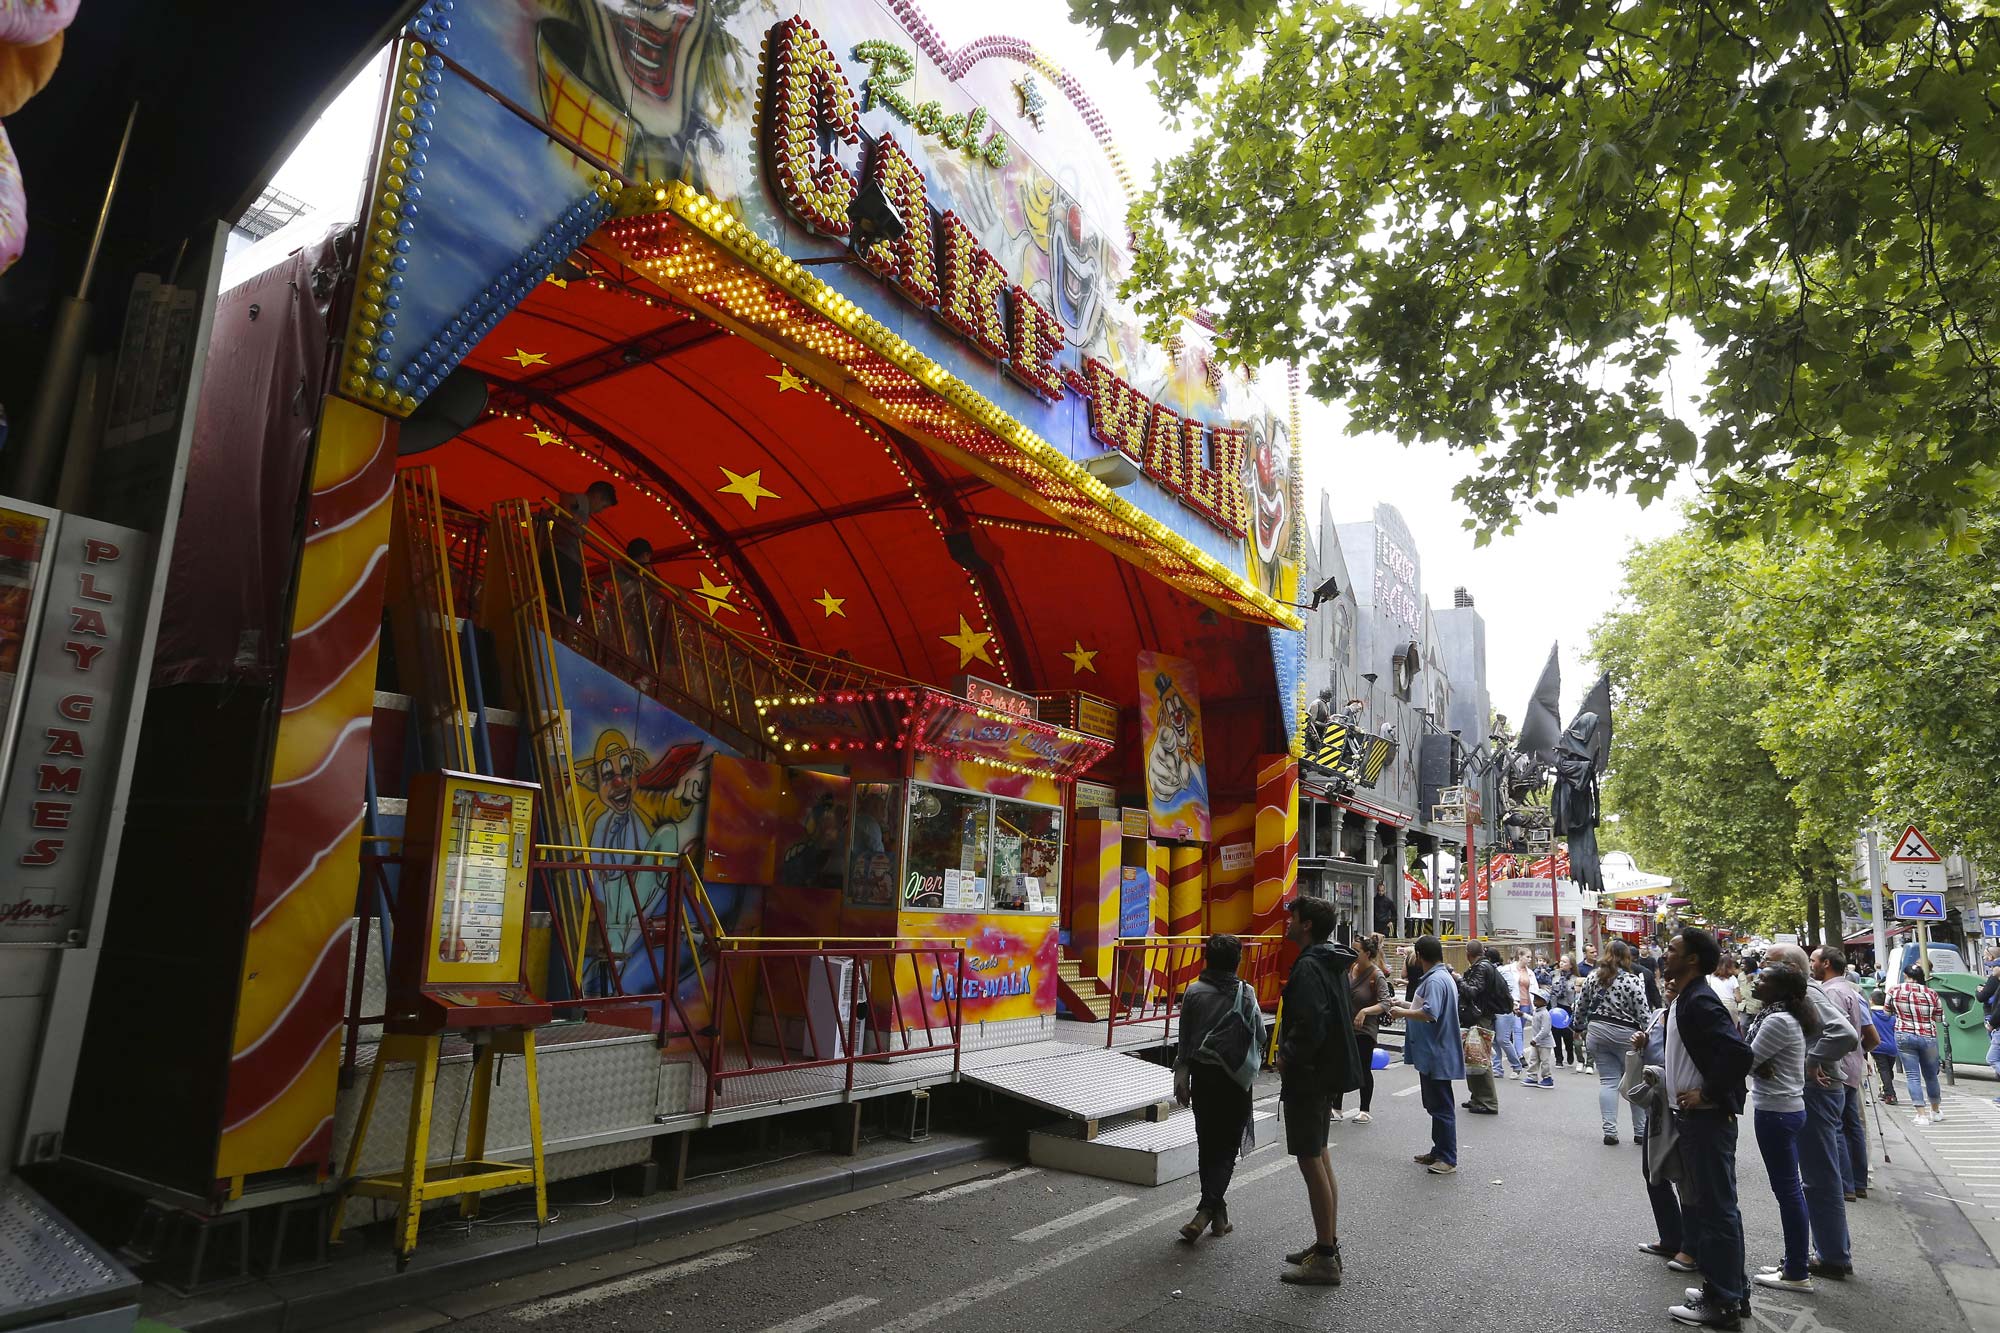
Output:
[1528, 989, 1557, 1088]
[1868, 989, 1900, 1105]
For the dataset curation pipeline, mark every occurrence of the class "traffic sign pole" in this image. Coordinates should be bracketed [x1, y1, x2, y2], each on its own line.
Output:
[1865, 828, 1888, 977]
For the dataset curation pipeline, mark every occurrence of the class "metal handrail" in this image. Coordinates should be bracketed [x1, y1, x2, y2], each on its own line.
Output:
[1104, 936, 1283, 1049]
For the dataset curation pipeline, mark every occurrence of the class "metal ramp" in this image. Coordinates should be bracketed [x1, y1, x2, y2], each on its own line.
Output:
[1030, 1110, 1280, 1187]
[961, 1045, 1175, 1133]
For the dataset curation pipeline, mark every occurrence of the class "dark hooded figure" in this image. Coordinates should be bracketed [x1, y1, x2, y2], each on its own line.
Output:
[1552, 711, 1604, 894]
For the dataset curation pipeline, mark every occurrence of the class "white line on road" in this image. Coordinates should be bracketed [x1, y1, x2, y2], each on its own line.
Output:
[1011, 1195, 1134, 1241]
[753, 1295, 882, 1333]
[874, 1157, 1297, 1333]
[515, 1248, 753, 1322]
[922, 1167, 1039, 1201]
[1394, 1084, 1422, 1097]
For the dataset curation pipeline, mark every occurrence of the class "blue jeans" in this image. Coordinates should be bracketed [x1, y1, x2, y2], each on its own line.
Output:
[1677, 1111, 1746, 1307]
[1753, 1108, 1811, 1280]
[1901, 1033, 1942, 1105]
[1586, 1025, 1645, 1137]
[1799, 1083, 1851, 1266]
[1637, 1133, 1682, 1253]
[1987, 1027, 2000, 1082]
[1838, 1083, 1867, 1191]
[1493, 1013, 1524, 1072]
[1420, 1075, 1457, 1165]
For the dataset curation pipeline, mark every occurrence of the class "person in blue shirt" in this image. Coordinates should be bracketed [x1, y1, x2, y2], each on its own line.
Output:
[1392, 934, 1466, 1174]
[1867, 989, 1900, 1105]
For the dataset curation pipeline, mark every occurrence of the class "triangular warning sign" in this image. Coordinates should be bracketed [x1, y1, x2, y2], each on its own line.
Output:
[1888, 825, 1942, 862]
[1908, 897, 1943, 918]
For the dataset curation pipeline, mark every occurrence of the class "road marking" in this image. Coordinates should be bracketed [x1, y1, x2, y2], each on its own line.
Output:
[1011, 1195, 1135, 1242]
[1394, 1084, 1422, 1097]
[875, 1158, 1297, 1333]
[515, 1248, 753, 1322]
[922, 1167, 1039, 1201]
[754, 1295, 882, 1333]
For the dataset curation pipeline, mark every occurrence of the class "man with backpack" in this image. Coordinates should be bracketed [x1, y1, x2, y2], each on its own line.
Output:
[1459, 939, 1512, 1114]
[1276, 897, 1360, 1287]
[1978, 958, 2000, 1102]
[1173, 933, 1266, 1242]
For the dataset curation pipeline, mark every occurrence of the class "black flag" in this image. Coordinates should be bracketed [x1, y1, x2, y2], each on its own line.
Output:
[1574, 671, 1613, 775]
[1516, 644, 1562, 760]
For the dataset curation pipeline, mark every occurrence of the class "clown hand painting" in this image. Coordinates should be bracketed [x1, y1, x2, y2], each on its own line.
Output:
[1138, 653, 1210, 842]
[574, 731, 709, 995]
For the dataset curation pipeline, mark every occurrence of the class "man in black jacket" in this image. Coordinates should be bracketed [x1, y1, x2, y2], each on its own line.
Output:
[1458, 940, 1507, 1114]
[1277, 896, 1360, 1288]
[1662, 927, 1754, 1330]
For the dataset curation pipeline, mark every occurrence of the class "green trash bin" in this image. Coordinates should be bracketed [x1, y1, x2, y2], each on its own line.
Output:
[1933, 970, 1989, 1067]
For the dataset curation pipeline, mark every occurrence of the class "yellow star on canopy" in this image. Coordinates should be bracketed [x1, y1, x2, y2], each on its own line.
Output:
[524, 425, 562, 446]
[941, 615, 994, 668]
[767, 366, 808, 393]
[506, 348, 549, 367]
[718, 466, 780, 510]
[815, 589, 847, 618]
[1064, 641, 1098, 674]
[693, 574, 738, 616]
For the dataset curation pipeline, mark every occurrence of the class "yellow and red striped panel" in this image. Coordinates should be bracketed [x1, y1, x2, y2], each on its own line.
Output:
[1206, 799, 1255, 937]
[1252, 756, 1297, 1004]
[1167, 844, 1205, 988]
[217, 398, 396, 1182]
[1067, 815, 1120, 979]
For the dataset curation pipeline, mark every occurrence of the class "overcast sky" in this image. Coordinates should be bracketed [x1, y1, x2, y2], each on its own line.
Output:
[258, 1, 1694, 722]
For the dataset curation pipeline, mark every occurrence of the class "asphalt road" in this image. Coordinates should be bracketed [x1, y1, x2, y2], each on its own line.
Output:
[347, 1058, 1991, 1333]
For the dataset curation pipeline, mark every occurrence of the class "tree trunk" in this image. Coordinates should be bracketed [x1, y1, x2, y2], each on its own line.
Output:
[1804, 890, 1821, 947]
[1823, 886, 1845, 949]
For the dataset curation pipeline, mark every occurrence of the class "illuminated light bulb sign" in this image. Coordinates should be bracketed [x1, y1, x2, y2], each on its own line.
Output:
[757, 15, 1250, 538]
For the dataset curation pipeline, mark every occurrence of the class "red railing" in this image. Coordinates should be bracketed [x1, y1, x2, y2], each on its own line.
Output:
[343, 842, 966, 1118]
[706, 940, 964, 1113]
[1104, 935, 1283, 1048]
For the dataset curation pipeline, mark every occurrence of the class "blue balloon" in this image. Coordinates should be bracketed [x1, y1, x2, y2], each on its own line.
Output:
[1550, 1008, 1572, 1029]
[1371, 1047, 1391, 1069]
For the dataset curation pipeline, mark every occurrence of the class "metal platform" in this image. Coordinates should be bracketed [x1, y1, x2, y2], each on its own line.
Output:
[1029, 1110, 1279, 1186]
[0, 1176, 139, 1330]
[960, 1046, 1174, 1125]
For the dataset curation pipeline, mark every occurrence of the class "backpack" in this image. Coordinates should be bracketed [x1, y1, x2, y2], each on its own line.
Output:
[1198, 980, 1256, 1071]
[1483, 962, 1516, 1016]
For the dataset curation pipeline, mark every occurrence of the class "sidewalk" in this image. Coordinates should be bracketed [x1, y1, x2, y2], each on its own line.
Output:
[139, 1130, 1005, 1333]
[1867, 1064, 2000, 1332]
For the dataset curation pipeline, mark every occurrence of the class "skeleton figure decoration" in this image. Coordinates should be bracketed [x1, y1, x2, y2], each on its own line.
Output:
[1550, 711, 1604, 894]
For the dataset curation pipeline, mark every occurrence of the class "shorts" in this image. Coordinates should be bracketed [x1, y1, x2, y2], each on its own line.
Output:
[1282, 1088, 1333, 1157]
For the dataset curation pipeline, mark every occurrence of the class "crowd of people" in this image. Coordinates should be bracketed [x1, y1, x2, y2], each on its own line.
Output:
[1170, 906, 1999, 1328]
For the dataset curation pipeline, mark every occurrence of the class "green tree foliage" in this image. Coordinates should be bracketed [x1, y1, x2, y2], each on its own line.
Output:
[1075, 0, 2000, 541]
[1592, 510, 2000, 933]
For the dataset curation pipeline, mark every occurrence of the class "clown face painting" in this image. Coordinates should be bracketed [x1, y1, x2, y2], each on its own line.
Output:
[1244, 413, 1295, 601]
[534, 0, 747, 186]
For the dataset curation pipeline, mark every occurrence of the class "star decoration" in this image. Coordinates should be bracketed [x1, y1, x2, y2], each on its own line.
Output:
[524, 425, 562, 447]
[692, 573, 738, 616]
[941, 615, 994, 668]
[814, 589, 847, 618]
[767, 366, 808, 393]
[1015, 75, 1048, 129]
[717, 466, 780, 510]
[1064, 641, 1098, 674]
[506, 349, 549, 367]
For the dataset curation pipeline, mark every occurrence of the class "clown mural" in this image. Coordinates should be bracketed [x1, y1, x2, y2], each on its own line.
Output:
[1138, 651, 1210, 841]
[1243, 411, 1297, 604]
[532, 0, 753, 191]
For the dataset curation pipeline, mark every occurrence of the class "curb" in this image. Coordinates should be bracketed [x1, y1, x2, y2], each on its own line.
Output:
[161, 1135, 1004, 1333]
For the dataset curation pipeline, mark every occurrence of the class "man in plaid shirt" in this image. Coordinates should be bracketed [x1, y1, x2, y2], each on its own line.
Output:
[1886, 967, 1946, 1124]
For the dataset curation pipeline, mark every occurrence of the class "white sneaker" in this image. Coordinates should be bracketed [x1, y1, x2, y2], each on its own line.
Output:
[1341, 1108, 1361, 1121]
[1353, 1112, 1372, 1123]
[1933, 1108, 1946, 1122]
[1754, 1271, 1812, 1293]
[1914, 1114, 1934, 1127]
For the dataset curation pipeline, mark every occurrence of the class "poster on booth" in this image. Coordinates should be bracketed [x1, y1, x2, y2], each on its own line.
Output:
[894, 910, 1058, 1027]
[554, 641, 745, 1003]
[1137, 651, 1209, 842]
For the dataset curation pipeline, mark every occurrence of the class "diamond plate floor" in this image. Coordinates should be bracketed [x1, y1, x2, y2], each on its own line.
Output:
[960, 1046, 1174, 1121]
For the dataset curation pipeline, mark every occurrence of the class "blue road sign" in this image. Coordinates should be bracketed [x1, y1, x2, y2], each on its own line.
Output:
[1893, 892, 1945, 922]
[1983, 917, 2000, 940]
